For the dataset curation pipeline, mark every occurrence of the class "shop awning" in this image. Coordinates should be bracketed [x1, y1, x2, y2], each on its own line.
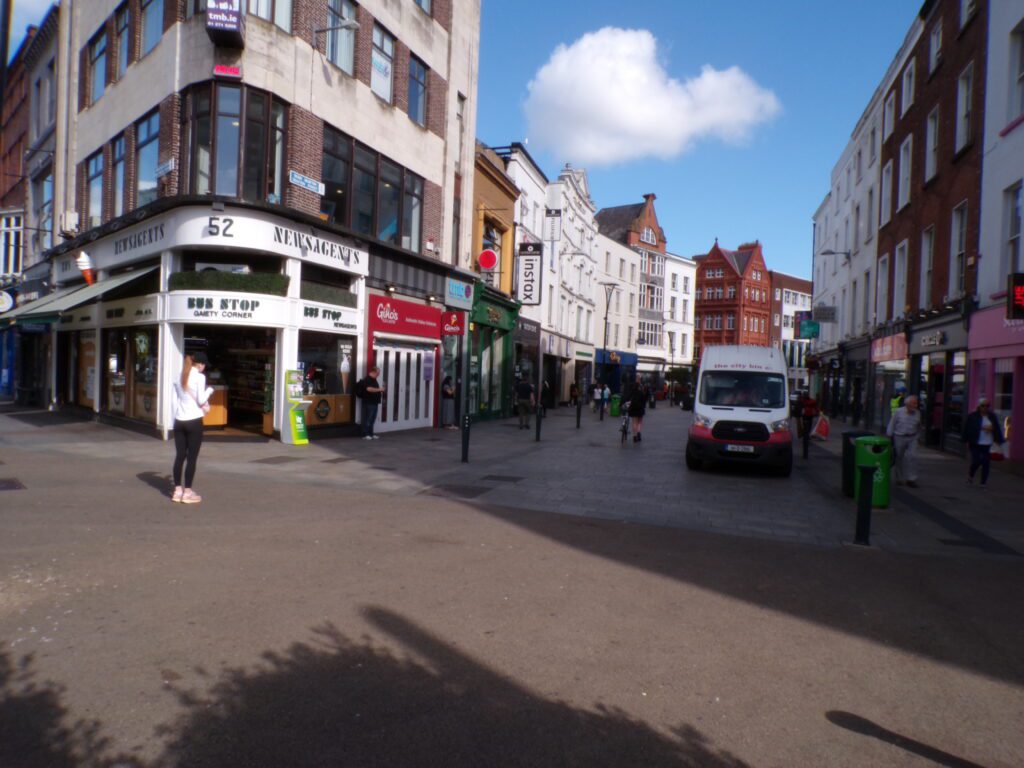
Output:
[17, 267, 158, 320]
[2, 284, 91, 324]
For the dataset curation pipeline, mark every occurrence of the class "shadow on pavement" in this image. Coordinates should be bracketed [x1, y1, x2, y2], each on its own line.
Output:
[825, 711, 985, 768]
[0, 651, 140, 768]
[152, 609, 747, 767]
[137, 472, 173, 497]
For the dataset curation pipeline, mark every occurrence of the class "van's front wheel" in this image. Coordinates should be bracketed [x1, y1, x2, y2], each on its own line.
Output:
[685, 444, 702, 471]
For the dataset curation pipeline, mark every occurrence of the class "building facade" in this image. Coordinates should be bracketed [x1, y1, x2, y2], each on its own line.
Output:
[5, 0, 483, 440]
[769, 271, 812, 390]
[594, 231, 640, 394]
[664, 251, 696, 387]
[693, 240, 772, 365]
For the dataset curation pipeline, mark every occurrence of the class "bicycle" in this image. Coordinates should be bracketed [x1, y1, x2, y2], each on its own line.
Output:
[620, 412, 630, 444]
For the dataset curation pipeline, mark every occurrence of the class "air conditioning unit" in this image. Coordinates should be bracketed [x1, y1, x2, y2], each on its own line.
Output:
[196, 262, 251, 274]
[59, 211, 79, 238]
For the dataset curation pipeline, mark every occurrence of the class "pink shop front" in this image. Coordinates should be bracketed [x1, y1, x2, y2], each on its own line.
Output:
[968, 305, 1024, 462]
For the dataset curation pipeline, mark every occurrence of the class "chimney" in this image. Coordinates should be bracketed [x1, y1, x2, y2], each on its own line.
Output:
[643, 193, 656, 202]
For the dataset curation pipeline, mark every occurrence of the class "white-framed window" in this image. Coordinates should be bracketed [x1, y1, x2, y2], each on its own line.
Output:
[681, 299, 688, 320]
[326, 0, 356, 76]
[853, 204, 861, 253]
[869, 127, 877, 163]
[683, 276, 690, 293]
[901, 58, 915, 115]
[898, 135, 913, 210]
[773, 313, 780, 327]
[851, 280, 859, 332]
[371, 24, 395, 103]
[727, 285, 735, 299]
[925, 107, 939, 181]
[1005, 182, 1022, 275]
[920, 226, 934, 310]
[726, 315, 734, 330]
[713, 315, 721, 330]
[640, 226, 657, 245]
[877, 254, 890, 321]
[774, 288, 781, 300]
[929, 22, 942, 73]
[863, 269, 872, 326]
[866, 187, 874, 238]
[955, 63, 973, 152]
[613, 324, 619, 347]
[950, 202, 968, 296]
[1013, 23, 1024, 120]
[618, 257, 624, 278]
[884, 92, 896, 139]
[881, 161, 893, 226]
[959, 0, 975, 29]
[414, 0, 431, 14]
[249, 0, 291, 32]
[743, 316, 748, 332]
[855, 149, 863, 182]
[630, 264, 636, 282]
[671, 273, 678, 290]
[627, 326, 633, 347]
[846, 166, 851, 199]
[670, 295, 677, 319]
[894, 240, 908, 317]
[629, 292, 635, 313]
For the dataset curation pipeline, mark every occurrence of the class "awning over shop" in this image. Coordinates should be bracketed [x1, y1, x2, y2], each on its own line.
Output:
[2, 284, 90, 324]
[11, 267, 158, 323]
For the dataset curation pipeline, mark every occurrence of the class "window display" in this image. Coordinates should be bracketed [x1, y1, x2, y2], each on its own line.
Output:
[297, 330, 356, 428]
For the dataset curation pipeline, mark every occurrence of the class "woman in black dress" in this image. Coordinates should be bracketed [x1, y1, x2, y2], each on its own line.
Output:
[627, 376, 647, 443]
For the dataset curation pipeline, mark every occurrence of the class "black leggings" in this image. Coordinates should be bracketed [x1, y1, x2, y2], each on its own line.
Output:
[173, 417, 204, 488]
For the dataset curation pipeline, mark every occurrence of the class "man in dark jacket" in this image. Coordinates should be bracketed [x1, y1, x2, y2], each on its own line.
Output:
[357, 366, 386, 440]
[965, 397, 1005, 487]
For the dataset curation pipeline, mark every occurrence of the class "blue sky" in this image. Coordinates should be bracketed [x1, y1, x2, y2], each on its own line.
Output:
[8, 0, 921, 278]
[476, 0, 923, 278]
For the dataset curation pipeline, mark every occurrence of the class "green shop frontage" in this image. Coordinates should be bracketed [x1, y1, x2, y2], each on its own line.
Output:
[468, 286, 520, 420]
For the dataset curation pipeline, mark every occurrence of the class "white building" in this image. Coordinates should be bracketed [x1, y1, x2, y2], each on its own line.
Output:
[593, 231, 639, 392]
[664, 251, 696, 370]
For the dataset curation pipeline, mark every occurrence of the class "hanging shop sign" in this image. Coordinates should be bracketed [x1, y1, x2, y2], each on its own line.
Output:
[368, 294, 441, 340]
[441, 311, 466, 336]
[75, 207, 368, 280]
[471, 300, 517, 332]
[478, 249, 498, 272]
[206, 0, 245, 48]
[1009, 273, 1024, 320]
[871, 333, 908, 363]
[812, 305, 837, 322]
[544, 208, 562, 242]
[515, 242, 542, 306]
[445, 277, 474, 310]
[0, 291, 13, 313]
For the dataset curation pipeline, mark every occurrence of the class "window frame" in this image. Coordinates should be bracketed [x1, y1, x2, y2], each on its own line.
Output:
[248, 0, 292, 32]
[898, 134, 913, 210]
[140, 0, 165, 58]
[413, 0, 432, 15]
[950, 201, 968, 296]
[86, 151, 104, 229]
[408, 55, 428, 126]
[920, 226, 934, 310]
[1006, 182, 1022, 275]
[112, 134, 126, 218]
[929, 22, 942, 74]
[880, 160, 893, 226]
[901, 58, 915, 115]
[371, 24, 396, 103]
[135, 109, 161, 208]
[883, 92, 895, 139]
[115, 4, 130, 80]
[955, 63, 973, 153]
[925, 106, 939, 181]
[88, 29, 107, 105]
[326, 0, 356, 76]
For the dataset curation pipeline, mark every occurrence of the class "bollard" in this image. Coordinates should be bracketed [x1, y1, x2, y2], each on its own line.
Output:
[803, 417, 811, 460]
[535, 401, 542, 442]
[599, 400, 605, 421]
[576, 399, 582, 429]
[461, 413, 470, 463]
[854, 464, 874, 545]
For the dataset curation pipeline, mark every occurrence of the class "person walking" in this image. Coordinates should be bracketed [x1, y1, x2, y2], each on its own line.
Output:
[440, 375, 457, 430]
[886, 394, 922, 487]
[515, 377, 535, 430]
[627, 376, 647, 443]
[569, 382, 579, 407]
[356, 366, 386, 440]
[592, 381, 602, 413]
[965, 397, 1005, 488]
[602, 383, 611, 418]
[171, 351, 212, 504]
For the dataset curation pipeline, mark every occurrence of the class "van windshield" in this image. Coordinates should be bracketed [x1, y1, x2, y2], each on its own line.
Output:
[699, 371, 786, 408]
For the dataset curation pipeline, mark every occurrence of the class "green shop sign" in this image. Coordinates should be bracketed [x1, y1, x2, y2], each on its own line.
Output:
[470, 298, 518, 331]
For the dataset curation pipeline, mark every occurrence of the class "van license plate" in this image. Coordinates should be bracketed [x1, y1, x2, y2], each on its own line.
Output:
[726, 444, 755, 453]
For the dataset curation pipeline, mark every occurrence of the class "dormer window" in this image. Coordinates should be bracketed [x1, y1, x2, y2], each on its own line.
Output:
[640, 226, 656, 245]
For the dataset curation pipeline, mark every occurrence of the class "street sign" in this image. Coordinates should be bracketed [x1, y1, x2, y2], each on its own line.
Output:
[799, 319, 820, 339]
[516, 242, 542, 305]
[812, 305, 837, 322]
[155, 158, 176, 179]
[1008, 273, 1024, 320]
[289, 170, 325, 196]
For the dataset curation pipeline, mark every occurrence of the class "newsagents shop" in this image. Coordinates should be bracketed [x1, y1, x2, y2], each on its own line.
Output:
[7, 203, 369, 440]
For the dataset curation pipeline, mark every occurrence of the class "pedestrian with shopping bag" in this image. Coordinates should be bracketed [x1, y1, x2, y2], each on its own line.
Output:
[886, 394, 922, 488]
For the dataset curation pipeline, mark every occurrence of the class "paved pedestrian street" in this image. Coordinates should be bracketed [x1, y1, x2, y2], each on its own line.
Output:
[2, 403, 1023, 766]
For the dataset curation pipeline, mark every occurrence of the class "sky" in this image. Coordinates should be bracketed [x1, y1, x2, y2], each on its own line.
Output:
[7, 0, 922, 279]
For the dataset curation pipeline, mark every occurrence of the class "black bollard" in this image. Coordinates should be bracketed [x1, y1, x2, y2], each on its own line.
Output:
[535, 401, 542, 442]
[576, 399, 582, 429]
[599, 400, 604, 421]
[854, 464, 874, 545]
[461, 413, 470, 463]
[803, 417, 811, 460]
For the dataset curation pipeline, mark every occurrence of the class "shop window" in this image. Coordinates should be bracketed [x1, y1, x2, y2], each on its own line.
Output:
[188, 83, 286, 203]
[141, 0, 164, 57]
[298, 331, 357, 428]
[136, 110, 160, 207]
[86, 151, 104, 228]
[132, 329, 159, 423]
[105, 330, 129, 415]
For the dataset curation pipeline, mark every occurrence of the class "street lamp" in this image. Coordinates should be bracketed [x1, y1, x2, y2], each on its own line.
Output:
[598, 280, 619, 405]
[820, 248, 851, 265]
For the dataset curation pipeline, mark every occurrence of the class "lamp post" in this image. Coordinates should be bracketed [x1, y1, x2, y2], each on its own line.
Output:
[599, 280, 619, 393]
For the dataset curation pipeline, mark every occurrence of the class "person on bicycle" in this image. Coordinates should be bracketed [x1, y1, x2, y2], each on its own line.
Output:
[627, 375, 647, 443]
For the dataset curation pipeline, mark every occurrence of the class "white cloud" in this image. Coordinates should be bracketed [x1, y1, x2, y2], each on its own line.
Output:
[524, 27, 781, 166]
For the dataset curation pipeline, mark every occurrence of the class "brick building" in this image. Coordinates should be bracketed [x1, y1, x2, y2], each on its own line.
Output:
[768, 271, 812, 389]
[693, 240, 771, 365]
[6, 1, 483, 439]
[876, 0, 987, 452]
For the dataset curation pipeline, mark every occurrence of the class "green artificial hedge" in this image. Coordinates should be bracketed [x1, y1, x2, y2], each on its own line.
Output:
[168, 271, 290, 296]
[300, 281, 359, 308]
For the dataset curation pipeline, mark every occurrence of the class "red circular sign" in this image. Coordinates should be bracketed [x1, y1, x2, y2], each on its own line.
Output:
[478, 249, 498, 271]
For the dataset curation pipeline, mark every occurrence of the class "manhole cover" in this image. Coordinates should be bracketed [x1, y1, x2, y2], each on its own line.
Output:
[251, 455, 304, 465]
[0, 478, 26, 491]
[482, 475, 524, 483]
[422, 484, 491, 499]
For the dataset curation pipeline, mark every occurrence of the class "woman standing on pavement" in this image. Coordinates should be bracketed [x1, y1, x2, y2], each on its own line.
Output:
[171, 351, 212, 504]
[627, 376, 647, 443]
[440, 376, 457, 430]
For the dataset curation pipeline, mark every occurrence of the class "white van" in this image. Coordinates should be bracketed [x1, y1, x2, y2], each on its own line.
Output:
[686, 345, 793, 476]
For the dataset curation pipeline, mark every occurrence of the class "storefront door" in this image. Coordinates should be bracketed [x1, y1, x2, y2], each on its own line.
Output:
[376, 344, 435, 432]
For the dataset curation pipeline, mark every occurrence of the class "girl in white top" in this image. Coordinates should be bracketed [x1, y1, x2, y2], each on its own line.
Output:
[171, 352, 212, 504]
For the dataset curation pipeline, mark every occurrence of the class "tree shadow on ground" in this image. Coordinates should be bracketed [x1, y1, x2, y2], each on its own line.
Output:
[0, 651, 139, 768]
[152, 608, 747, 768]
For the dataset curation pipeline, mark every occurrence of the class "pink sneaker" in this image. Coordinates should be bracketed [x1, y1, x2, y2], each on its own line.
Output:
[181, 490, 202, 504]
[171, 487, 184, 503]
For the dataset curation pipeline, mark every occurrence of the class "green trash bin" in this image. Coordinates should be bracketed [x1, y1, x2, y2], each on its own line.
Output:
[853, 436, 892, 508]
[609, 394, 622, 417]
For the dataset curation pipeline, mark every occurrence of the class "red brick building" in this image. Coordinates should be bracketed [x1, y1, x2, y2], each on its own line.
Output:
[1, 27, 37, 211]
[876, 0, 987, 452]
[693, 240, 771, 364]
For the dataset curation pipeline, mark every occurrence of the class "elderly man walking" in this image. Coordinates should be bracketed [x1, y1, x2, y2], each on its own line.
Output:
[886, 394, 922, 487]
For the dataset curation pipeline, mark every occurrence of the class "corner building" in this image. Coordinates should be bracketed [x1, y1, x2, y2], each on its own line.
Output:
[8, 0, 481, 439]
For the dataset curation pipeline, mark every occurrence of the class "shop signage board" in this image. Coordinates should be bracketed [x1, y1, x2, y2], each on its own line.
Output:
[471, 300, 517, 332]
[368, 294, 441, 339]
[871, 333, 908, 363]
[57, 304, 99, 330]
[0, 291, 13, 313]
[298, 301, 361, 335]
[166, 291, 291, 327]
[799, 319, 820, 339]
[544, 208, 561, 242]
[100, 296, 158, 327]
[441, 311, 465, 336]
[80, 207, 368, 280]
[918, 330, 946, 348]
[289, 170, 326, 196]
[1009, 273, 1024, 320]
[515, 242, 542, 306]
[812, 305, 837, 322]
[445, 278, 474, 310]
[284, 369, 310, 445]
[206, 0, 245, 48]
